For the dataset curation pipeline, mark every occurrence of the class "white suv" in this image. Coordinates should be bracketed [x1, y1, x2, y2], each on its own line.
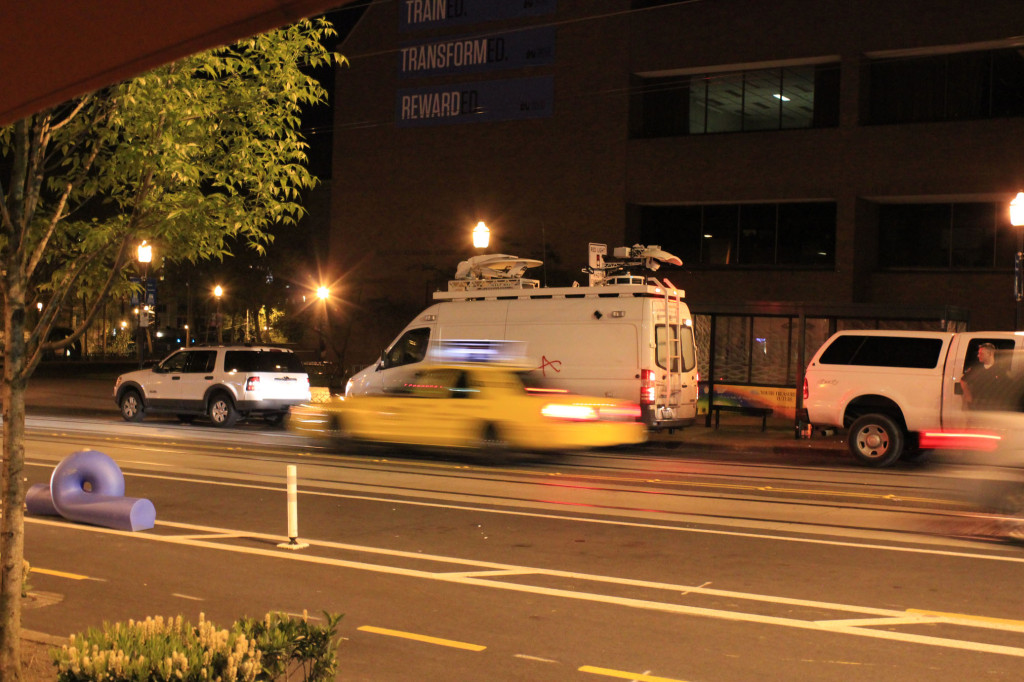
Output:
[114, 346, 311, 427]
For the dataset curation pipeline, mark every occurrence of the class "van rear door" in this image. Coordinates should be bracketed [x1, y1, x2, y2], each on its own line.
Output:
[647, 288, 698, 428]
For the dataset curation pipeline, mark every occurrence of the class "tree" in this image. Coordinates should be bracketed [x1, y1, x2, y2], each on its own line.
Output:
[0, 19, 342, 679]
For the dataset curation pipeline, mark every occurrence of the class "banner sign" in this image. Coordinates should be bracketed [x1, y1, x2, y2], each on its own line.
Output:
[396, 75, 553, 127]
[698, 384, 797, 419]
[400, 0, 557, 31]
[399, 26, 555, 78]
[129, 277, 157, 307]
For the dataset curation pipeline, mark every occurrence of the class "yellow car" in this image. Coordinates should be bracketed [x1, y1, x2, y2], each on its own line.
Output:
[289, 363, 646, 454]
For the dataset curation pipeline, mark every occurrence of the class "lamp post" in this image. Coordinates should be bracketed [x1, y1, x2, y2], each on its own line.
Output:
[1012, 192, 1024, 330]
[472, 221, 489, 250]
[213, 285, 224, 344]
[316, 285, 329, 362]
[137, 240, 152, 367]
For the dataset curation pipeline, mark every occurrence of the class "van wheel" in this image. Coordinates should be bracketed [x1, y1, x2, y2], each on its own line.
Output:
[119, 390, 145, 423]
[848, 414, 904, 467]
[208, 393, 239, 428]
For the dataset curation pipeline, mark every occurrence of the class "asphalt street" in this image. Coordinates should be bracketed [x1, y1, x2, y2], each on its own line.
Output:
[15, 369, 1024, 681]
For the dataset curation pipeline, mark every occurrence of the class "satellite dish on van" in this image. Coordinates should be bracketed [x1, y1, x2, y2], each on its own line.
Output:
[637, 245, 682, 268]
[584, 244, 683, 284]
[455, 254, 543, 280]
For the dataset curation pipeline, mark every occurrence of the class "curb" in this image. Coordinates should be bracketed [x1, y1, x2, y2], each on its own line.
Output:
[22, 629, 67, 647]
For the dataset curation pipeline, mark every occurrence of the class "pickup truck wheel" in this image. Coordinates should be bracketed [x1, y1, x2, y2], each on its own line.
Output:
[848, 414, 904, 467]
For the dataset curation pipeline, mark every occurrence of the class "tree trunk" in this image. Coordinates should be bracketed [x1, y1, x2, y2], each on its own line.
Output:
[0, 271, 29, 681]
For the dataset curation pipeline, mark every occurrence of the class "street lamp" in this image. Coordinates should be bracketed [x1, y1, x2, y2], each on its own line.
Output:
[137, 240, 153, 367]
[315, 285, 329, 361]
[1012, 192, 1024, 330]
[472, 221, 489, 249]
[214, 285, 224, 344]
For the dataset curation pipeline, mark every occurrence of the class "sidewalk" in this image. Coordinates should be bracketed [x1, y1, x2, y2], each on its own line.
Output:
[648, 415, 848, 458]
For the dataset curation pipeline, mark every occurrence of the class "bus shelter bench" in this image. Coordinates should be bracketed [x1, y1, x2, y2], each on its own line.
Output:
[711, 404, 773, 431]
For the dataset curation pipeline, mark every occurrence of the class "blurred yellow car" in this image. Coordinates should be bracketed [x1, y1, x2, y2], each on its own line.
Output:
[288, 363, 646, 454]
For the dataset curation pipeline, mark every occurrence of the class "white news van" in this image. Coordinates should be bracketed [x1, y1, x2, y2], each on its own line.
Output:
[346, 246, 699, 430]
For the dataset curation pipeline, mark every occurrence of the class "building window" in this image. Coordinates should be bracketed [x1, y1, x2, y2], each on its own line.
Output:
[632, 63, 839, 138]
[866, 48, 1024, 124]
[878, 202, 1016, 269]
[633, 201, 836, 268]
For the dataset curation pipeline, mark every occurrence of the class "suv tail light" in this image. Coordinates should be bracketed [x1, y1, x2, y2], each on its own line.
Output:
[803, 377, 808, 400]
[246, 376, 260, 392]
[640, 369, 656, 405]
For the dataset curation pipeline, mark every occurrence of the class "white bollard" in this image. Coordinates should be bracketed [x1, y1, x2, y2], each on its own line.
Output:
[277, 464, 308, 549]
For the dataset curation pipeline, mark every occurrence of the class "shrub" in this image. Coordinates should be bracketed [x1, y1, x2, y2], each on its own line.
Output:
[236, 611, 343, 682]
[52, 611, 343, 681]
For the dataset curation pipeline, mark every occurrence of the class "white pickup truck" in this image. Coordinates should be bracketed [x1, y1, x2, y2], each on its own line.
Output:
[803, 330, 1024, 466]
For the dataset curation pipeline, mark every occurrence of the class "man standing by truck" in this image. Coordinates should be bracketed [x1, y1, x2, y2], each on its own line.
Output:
[961, 342, 1008, 410]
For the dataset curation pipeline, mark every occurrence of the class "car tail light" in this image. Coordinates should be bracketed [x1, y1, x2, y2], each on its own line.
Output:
[640, 369, 656, 405]
[541, 403, 598, 421]
[803, 377, 808, 400]
[246, 376, 260, 392]
[919, 430, 1001, 451]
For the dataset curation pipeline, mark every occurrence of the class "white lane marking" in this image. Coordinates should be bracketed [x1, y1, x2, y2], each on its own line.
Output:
[680, 581, 711, 596]
[280, 611, 322, 622]
[514, 654, 559, 663]
[816, 616, 942, 628]
[172, 593, 204, 601]
[47, 466, 1024, 566]
[25, 516, 1024, 658]
[442, 569, 534, 579]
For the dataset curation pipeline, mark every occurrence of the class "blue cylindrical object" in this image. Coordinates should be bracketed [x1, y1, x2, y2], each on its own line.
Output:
[28, 449, 156, 532]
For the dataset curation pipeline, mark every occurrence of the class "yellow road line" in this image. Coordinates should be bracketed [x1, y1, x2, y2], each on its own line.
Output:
[357, 625, 486, 651]
[579, 665, 688, 682]
[32, 567, 95, 581]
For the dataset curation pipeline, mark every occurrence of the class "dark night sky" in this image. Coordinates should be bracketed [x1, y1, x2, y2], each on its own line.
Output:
[303, 1, 370, 178]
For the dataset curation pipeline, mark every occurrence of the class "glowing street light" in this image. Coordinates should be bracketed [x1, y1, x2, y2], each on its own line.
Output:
[1011, 191, 1024, 228]
[472, 221, 489, 249]
[1013, 192, 1024, 330]
[214, 285, 224, 344]
[315, 285, 330, 361]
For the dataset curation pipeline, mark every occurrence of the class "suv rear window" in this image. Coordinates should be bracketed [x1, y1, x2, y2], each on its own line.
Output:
[223, 350, 306, 373]
[819, 335, 944, 369]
